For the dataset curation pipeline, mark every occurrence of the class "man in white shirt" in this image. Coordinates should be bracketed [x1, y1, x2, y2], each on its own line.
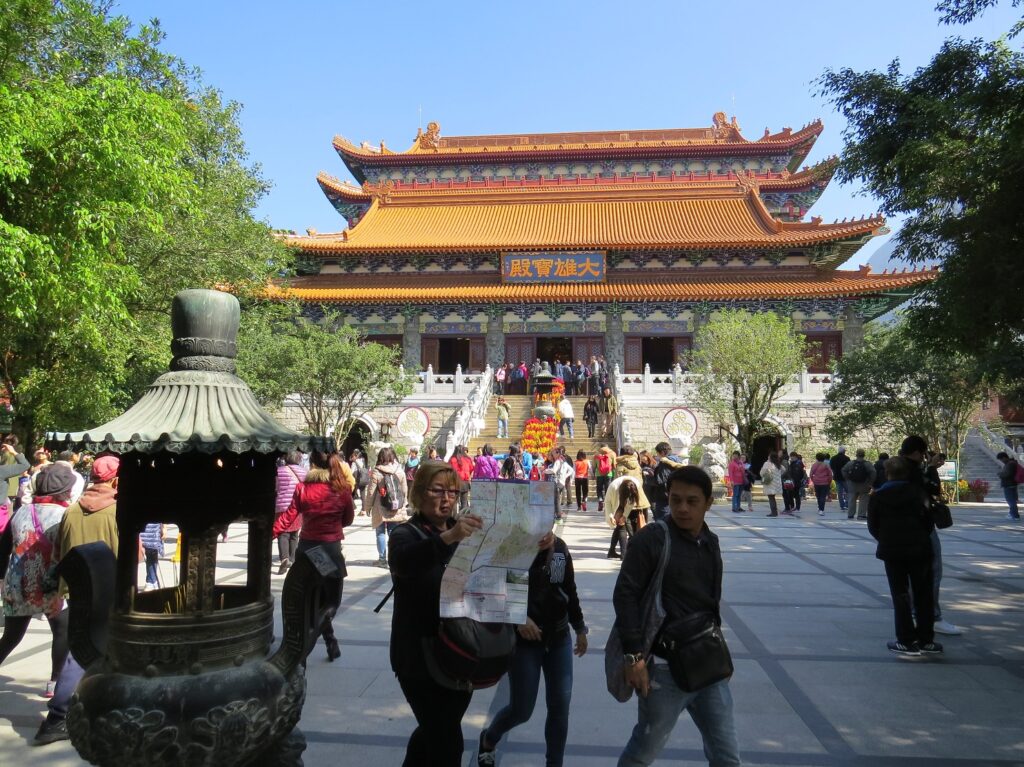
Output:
[558, 397, 575, 439]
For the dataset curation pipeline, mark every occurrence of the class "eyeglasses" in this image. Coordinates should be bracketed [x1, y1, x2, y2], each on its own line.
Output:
[426, 487, 458, 498]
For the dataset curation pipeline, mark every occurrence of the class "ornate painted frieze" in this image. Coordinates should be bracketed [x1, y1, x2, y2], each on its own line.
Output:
[798, 319, 842, 332]
[358, 323, 403, 335]
[503, 321, 604, 334]
[624, 320, 691, 333]
[421, 322, 484, 335]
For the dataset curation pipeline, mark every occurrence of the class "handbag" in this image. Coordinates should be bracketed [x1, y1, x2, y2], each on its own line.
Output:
[604, 520, 671, 702]
[931, 500, 953, 529]
[656, 611, 734, 693]
[423, 618, 517, 692]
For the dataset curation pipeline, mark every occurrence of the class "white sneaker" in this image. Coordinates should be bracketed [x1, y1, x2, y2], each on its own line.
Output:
[818, 510, 825, 516]
[933, 619, 962, 635]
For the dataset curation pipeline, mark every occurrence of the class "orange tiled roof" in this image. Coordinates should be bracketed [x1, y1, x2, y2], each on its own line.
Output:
[333, 119, 823, 164]
[273, 266, 937, 304]
[284, 185, 883, 255]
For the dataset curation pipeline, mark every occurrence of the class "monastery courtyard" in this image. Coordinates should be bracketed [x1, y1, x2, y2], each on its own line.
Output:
[1, 500, 1021, 767]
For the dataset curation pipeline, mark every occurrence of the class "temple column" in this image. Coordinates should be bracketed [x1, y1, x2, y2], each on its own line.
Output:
[842, 306, 865, 355]
[485, 307, 505, 369]
[401, 308, 422, 370]
[604, 304, 625, 372]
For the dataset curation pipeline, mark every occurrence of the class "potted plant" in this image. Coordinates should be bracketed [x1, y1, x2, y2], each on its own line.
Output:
[968, 478, 990, 503]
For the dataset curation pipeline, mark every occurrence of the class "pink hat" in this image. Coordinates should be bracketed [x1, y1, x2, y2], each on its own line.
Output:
[91, 455, 120, 482]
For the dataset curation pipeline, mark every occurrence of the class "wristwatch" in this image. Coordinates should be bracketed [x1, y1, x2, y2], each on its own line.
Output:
[623, 652, 645, 666]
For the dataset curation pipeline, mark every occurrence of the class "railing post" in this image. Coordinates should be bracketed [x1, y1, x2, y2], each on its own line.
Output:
[424, 364, 435, 394]
[454, 364, 464, 394]
[642, 363, 651, 394]
[671, 363, 682, 394]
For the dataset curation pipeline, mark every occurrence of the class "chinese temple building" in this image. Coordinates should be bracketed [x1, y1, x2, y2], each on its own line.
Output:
[274, 115, 937, 455]
[278, 115, 934, 377]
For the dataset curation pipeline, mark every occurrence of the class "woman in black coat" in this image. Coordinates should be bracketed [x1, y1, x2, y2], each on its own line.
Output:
[867, 456, 940, 656]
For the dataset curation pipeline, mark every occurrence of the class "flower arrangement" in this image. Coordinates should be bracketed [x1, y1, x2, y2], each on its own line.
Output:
[967, 478, 990, 501]
[521, 416, 558, 456]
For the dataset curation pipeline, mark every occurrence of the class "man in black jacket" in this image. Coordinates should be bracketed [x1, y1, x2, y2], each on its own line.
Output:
[613, 466, 740, 766]
[829, 446, 851, 513]
[996, 451, 1022, 521]
[650, 442, 686, 522]
[867, 456, 941, 656]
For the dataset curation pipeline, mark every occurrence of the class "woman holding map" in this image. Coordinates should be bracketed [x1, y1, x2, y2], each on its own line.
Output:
[388, 461, 483, 767]
[476, 534, 588, 767]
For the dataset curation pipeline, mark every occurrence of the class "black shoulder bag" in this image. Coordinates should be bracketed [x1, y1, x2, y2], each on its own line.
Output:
[654, 545, 733, 693]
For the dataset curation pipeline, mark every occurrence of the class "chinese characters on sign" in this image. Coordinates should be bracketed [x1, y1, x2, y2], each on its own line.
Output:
[502, 251, 606, 284]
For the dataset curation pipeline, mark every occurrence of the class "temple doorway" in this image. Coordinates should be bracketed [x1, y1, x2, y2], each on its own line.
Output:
[750, 432, 783, 477]
[537, 337, 573, 366]
[341, 420, 370, 462]
[421, 336, 485, 373]
[624, 336, 693, 373]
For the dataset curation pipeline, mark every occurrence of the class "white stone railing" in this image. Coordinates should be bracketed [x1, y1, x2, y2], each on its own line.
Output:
[408, 365, 487, 396]
[976, 421, 1023, 462]
[611, 364, 632, 451]
[614, 364, 835, 402]
[443, 365, 493, 460]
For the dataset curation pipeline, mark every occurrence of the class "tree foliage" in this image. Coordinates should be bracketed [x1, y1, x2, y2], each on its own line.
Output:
[817, 0, 1024, 401]
[237, 310, 413, 439]
[0, 1, 288, 441]
[690, 310, 806, 453]
[824, 322, 987, 459]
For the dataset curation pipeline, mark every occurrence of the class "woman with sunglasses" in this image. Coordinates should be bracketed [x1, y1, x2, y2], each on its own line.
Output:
[388, 461, 483, 767]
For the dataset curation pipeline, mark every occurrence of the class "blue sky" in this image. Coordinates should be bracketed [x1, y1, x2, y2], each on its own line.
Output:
[119, 0, 1019, 266]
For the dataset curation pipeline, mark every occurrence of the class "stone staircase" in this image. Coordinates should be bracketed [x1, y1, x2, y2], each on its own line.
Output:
[466, 395, 611, 459]
[960, 429, 1003, 487]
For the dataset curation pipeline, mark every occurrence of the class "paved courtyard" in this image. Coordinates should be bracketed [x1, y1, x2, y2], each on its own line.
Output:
[1, 500, 1022, 766]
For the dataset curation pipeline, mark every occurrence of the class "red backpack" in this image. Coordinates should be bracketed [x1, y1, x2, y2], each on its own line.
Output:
[597, 453, 613, 476]
[1014, 461, 1024, 484]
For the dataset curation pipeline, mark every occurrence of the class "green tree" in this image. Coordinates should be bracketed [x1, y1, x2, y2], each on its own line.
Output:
[817, 0, 1024, 401]
[237, 310, 413, 438]
[0, 1, 287, 441]
[690, 310, 806, 453]
[824, 322, 987, 460]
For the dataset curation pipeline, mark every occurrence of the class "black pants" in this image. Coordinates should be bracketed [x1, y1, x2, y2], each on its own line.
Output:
[398, 674, 473, 767]
[595, 475, 610, 502]
[884, 557, 935, 646]
[608, 510, 644, 557]
[575, 478, 589, 507]
[0, 608, 69, 680]
[296, 539, 346, 647]
[586, 419, 596, 437]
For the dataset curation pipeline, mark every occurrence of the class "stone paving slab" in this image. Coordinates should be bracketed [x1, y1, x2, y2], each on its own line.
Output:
[1, 502, 1023, 765]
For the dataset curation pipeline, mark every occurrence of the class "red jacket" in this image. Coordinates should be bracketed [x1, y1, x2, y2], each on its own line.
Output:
[273, 472, 354, 543]
[450, 455, 474, 483]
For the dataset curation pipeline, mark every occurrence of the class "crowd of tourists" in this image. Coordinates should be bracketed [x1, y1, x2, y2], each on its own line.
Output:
[494, 354, 612, 397]
[1, 423, 1011, 764]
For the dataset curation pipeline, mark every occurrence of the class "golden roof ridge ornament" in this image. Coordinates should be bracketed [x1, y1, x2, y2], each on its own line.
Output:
[417, 121, 441, 149]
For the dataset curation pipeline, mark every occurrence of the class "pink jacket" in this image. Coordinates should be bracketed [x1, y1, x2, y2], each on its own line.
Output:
[727, 460, 747, 486]
[275, 464, 308, 516]
[809, 461, 833, 487]
[473, 455, 500, 479]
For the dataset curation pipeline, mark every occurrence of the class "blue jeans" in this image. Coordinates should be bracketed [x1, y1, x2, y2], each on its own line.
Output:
[376, 521, 400, 559]
[618, 663, 740, 766]
[498, 418, 508, 439]
[1004, 485, 1020, 518]
[835, 478, 848, 510]
[731, 487, 742, 513]
[485, 632, 573, 767]
[144, 548, 159, 585]
[930, 528, 943, 621]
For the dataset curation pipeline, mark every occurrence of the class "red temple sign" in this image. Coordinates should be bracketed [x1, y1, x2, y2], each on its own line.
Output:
[502, 252, 606, 284]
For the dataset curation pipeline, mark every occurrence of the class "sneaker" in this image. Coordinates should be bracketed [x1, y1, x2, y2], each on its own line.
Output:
[919, 641, 944, 654]
[887, 640, 921, 656]
[33, 717, 69, 746]
[1007, 514, 1021, 521]
[277, 559, 290, 575]
[818, 510, 825, 516]
[933, 620, 962, 636]
[43, 681, 56, 699]
[606, 552, 621, 559]
[375, 557, 389, 569]
[478, 732, 496, 766]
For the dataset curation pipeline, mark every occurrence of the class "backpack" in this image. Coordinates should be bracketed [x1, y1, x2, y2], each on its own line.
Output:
[405, 522, 516, 690]
[1014, 461, 1024, 485]
[377, 470, 405, 512]
[847, 459, 869, 484]
[597, 453, 613, 476]
[354, 464, 370, 490]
